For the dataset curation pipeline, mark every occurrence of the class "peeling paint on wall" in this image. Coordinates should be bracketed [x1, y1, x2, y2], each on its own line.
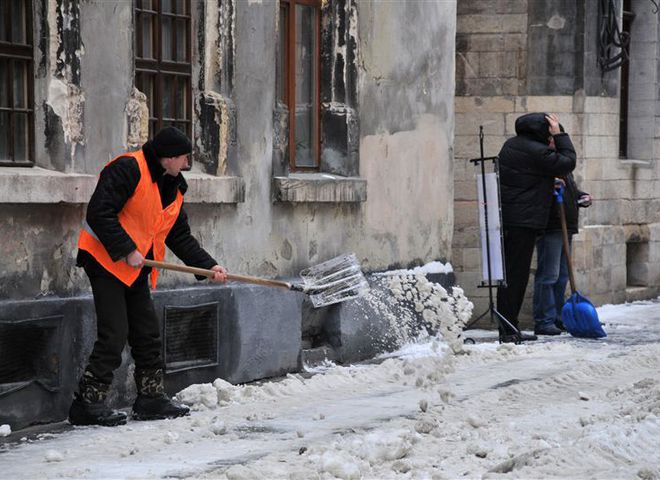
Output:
[204, 1, 220, 91]
[46, 78, 85, 159]
[200, 91, 236, 175]
[547, 14, 566, 30]
[40, 269, 53, 296]
[54, 0, 84, 85]
[126, 87, 149, 150]
[219, 0, 235, 94]
[45, 0, 85, 162]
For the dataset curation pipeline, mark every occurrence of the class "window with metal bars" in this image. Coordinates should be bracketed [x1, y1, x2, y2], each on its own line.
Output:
[278, 0, 321, 171]
[0, 0, 34, 166]
[135, 0, 192, 140]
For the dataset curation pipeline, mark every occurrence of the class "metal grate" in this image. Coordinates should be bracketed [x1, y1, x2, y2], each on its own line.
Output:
[0, 316, 62, 396]
[163, 302, 219, 373]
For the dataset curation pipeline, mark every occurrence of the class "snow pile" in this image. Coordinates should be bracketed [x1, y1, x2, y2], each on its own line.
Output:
[0, 424, 11, 437]
[177, 349, 456, 411]
[2, 299, 659, 480]
[361, 272, 473, 353]
[312, 429, 416, 479]
[175, 378, 238, 408]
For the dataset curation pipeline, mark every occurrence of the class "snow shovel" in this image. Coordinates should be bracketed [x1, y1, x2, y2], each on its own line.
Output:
[143, 253, 369, 308]
[556, 186, 606, 338]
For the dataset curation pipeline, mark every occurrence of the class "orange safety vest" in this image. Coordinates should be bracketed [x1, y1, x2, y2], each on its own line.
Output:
[78, 150, 183, 289]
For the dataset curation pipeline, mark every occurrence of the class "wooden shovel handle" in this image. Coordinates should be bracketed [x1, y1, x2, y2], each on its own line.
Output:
[557, 202, 577, 294]
[143, 259, 293, 290]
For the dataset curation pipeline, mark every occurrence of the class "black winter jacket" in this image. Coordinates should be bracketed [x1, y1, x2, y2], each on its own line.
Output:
[545, 173, 587, 235]
[498, 112, 576, 230]
[77, 141, 217, 280]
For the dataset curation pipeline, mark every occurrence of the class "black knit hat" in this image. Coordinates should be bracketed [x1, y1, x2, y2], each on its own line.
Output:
[151, 126, 192, 158]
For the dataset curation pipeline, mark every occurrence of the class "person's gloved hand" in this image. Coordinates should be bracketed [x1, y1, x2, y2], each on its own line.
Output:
[578, 194, 592, 207]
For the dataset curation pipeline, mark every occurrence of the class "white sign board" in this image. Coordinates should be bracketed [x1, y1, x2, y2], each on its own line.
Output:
[476, 173, 504, 282]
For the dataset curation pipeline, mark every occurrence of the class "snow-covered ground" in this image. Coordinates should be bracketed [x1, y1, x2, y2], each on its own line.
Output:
[1, 298, 659, 480]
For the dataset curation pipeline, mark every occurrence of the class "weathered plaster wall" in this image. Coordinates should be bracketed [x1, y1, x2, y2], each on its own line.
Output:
[0, 0, 457, 430]
[170, 0, 457, 282]
[0, 0, 457, 299]
[0, 204, 87, 299]
[357, 0, 456, 268]
[79, 1, 134, 172]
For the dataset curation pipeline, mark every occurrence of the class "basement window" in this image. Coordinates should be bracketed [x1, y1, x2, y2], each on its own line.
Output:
[0, 316, 62, 396]
[163, 302, 219, 373]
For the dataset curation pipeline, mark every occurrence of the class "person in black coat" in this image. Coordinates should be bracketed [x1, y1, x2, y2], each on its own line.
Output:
[496, 112, 576, 341]
[70, 126, 228, 427]
[532, 172, 591, 335]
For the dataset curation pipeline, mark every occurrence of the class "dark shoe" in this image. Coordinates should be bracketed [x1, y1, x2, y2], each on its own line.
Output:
[68, 395, 127, 427]
[132, 394, 190, 421]
[534, 324, 563, 336]
[500, 332, 538, 343]
[555, 319, 567, 331]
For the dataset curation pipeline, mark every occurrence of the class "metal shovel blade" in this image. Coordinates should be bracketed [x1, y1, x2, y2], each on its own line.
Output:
[299, 253, 370, 308]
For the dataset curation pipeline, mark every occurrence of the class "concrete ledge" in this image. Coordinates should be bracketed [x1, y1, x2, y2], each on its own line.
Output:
[0, 167, 96, 204]
[619, 159, 653, 168]
[184, 172, 245, 204]
[273, 173, 367, 203]
[0, 167, 244, 204]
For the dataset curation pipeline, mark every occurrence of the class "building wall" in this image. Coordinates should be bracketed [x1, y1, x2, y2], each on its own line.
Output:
[454, 0, 660, 326]
[0, 0, 456, 299]
[0, 0, 457, 429]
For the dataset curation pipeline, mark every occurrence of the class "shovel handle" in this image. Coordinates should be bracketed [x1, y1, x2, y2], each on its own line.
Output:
[557, 202, 577, 294]
[143, 259, 293, 290]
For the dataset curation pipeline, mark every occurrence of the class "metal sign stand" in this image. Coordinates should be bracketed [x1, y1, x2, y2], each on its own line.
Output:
[463, 126, 526, 344]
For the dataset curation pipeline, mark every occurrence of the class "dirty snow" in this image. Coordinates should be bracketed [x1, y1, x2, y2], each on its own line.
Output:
[1, 299, 659, 479]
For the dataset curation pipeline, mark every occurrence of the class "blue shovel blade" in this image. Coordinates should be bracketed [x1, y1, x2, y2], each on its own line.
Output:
[561, 292, 607, 338]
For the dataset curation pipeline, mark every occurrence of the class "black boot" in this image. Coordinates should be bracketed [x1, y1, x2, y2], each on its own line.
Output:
[68, 370, 127, 427]
[132, 368, 190, 421]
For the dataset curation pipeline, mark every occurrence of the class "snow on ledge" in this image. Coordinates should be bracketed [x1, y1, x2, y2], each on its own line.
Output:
[373, 261, 454, 277]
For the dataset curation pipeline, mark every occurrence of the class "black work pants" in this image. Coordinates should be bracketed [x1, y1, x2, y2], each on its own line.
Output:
[496, 226, 540, 334]
[85, 269, 162, 384]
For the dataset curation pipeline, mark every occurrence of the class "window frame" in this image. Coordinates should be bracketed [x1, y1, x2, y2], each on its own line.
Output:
[618, 0, 634, 159]
[0, 0, 35, 167]
[135, 0, 192, 139]
[279, 0, 322, 172]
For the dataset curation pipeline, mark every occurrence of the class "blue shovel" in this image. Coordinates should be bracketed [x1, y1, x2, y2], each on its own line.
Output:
[556, 185, 606, 338]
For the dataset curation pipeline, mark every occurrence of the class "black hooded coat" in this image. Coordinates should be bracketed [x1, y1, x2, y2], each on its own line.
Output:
[498, 112, 576, 230]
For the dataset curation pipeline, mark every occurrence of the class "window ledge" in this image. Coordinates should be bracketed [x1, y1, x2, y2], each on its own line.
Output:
[619, 159, 653, 168]
[0, 167, 96, 204]
[183, 172, 245, 204]
[273, 173, 367, 203]
[0, 167, 244, 204]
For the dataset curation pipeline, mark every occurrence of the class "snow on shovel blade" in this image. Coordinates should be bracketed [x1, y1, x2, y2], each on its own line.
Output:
[300, 253, 370, 308]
